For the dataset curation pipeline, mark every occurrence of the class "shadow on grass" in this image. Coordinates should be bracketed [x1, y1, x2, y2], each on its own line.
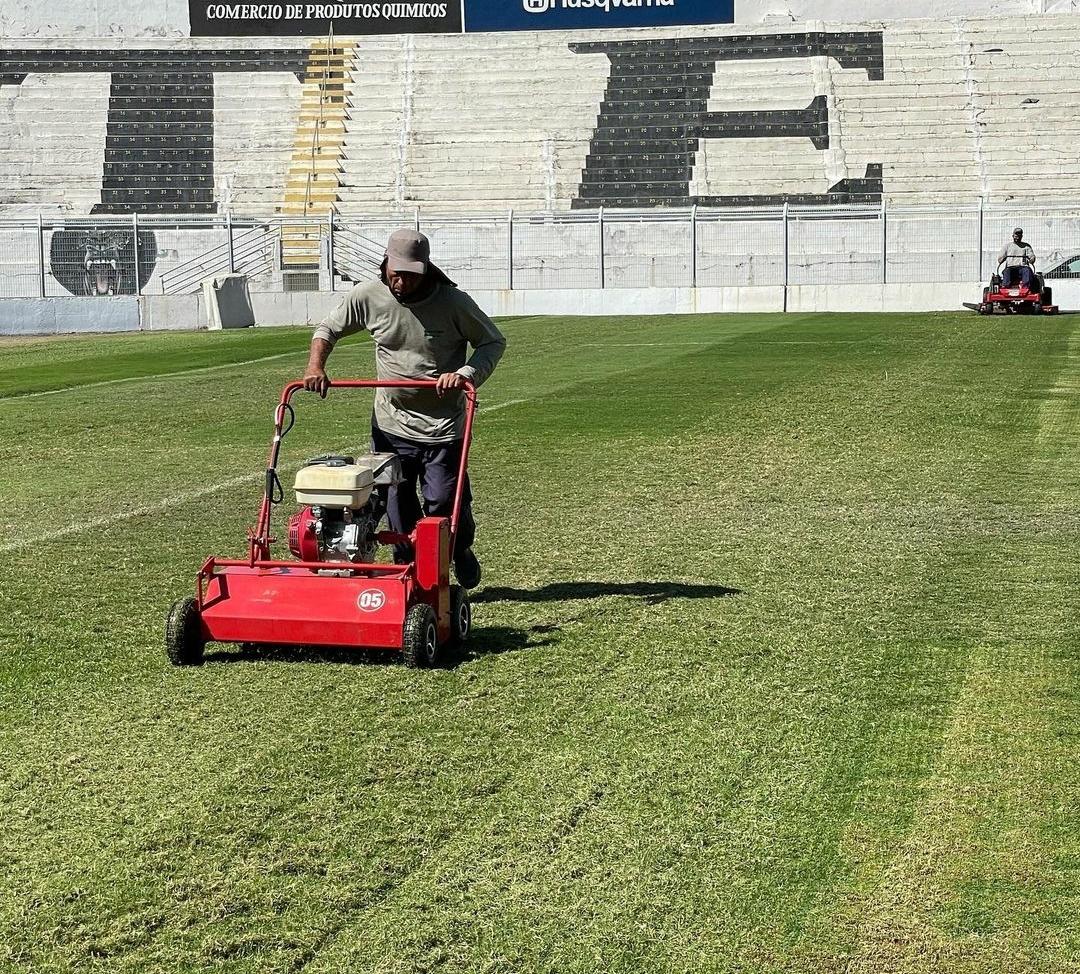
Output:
[444, 622, 559, 666]
[473, 580, 742, 606]
[202, 624, 556, 668]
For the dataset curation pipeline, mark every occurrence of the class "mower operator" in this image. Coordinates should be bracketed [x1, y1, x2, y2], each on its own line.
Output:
[997, 227, 1037, 289]
[303, 229, 506, 589]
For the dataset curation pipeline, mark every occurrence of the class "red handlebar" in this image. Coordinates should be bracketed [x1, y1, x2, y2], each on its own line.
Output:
[251, 378, 477, 565]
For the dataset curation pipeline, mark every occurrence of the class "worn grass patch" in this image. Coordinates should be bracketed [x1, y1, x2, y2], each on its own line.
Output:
[0, 312, 1077, 973]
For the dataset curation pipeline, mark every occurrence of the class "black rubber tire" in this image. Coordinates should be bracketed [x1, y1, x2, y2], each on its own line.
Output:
[979, 302, 993, 315]
[1042, 286, 1053, 306]
[165, 597, 205, 667]
[402, 603, 439, 669]
[449, 585, 471, 646]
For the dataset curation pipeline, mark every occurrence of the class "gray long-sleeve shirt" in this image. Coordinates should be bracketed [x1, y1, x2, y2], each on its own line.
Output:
[997, 241, 1035, 268]
[313, 280, 506, 443]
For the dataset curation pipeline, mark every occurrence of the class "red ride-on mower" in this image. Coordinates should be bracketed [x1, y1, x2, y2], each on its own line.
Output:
[967, 272, 1059, 315]
[165, 379, 476, 668]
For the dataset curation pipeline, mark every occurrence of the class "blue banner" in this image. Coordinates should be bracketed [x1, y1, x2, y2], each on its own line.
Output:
[463, 0, 734, 33]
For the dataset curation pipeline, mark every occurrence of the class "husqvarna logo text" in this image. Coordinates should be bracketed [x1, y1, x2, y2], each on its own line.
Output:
[523, 0, 675, 12]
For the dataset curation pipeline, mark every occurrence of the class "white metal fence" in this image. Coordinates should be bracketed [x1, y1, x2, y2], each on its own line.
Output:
[2, 203, 1079, 299]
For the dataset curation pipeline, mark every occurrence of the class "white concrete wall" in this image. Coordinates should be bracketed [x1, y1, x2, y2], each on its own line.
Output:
[0, 74, 110, 215]
[0, 0, 190, 38]
[734, 0, 1080, 24]
[214, 71, 303, 214]
[0, 296, 140, 334]
[9, 279, 1080, 336]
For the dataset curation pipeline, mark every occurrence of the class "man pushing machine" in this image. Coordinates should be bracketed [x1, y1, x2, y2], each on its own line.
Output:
[304, 230, 507, 588]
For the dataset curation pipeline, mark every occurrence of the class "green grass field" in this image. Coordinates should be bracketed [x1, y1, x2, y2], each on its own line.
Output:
[0, 312, 1077, 973]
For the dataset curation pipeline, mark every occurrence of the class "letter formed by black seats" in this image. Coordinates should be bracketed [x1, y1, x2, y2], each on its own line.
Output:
[1, 49, 309, 214]
[570, 31, 885, 209]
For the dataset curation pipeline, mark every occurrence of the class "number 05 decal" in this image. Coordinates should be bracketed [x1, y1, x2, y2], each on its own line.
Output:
[357, 589, 386, 612]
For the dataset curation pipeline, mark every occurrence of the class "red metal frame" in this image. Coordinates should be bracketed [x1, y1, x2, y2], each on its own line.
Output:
[194, 378, 477, 651]
[982, 276, 1058, 314]
[249, 379, 477, 563]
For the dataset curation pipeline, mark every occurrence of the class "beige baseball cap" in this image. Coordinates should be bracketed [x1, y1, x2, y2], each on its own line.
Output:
[385, 229, 430, 274]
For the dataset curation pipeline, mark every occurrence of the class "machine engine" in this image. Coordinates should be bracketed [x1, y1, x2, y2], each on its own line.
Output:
[287, 454, 403, 563]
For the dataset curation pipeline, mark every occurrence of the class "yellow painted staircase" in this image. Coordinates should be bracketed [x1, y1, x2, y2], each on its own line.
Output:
[280, 38, 354, 269]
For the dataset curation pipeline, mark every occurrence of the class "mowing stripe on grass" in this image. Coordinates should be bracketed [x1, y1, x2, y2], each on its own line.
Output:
[478, 398, 529, 413]
[0, 471, 264, 553]
[581, 341, 716, 347]
[0, 396, 534, 553]
[0, 346, 523, 407]
[0, 350, 305, 403]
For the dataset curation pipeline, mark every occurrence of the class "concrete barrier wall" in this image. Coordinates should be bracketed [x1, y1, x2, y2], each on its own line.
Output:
[0, 296, 140, 335]
[10, 280, 1079, 336]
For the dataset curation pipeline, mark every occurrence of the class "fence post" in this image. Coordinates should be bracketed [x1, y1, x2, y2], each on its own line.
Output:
[598, 206, 605, 289]
[415, 207, 420, 232]
[977, 195, 985, 281]
[507, 207, 514, 290]
[880, 198, 887, 285]
[690, 204, 698, 289]
[782, 202, 789, 313]
[226, 211, 235, 273]
[36, 213, 46, 298]
[327, 209, 336, 292]
[132, 213, 141, 294]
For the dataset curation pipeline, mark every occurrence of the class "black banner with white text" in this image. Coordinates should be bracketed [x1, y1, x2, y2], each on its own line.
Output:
[188, 1, 461, 36]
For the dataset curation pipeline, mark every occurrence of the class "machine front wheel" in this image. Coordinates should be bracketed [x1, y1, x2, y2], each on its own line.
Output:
[165, 597, 205, 667]
[449, 585, 471, 645]
[978, 302, 993, 315]
[402, 603, 439, 669]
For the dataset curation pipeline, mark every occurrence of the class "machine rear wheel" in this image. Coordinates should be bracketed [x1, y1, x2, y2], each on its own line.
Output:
[166, 597, 205, 667]
[1042, 286, 1053, 306]
[402, 603, 439, 669]
[449, 585, 471, 645]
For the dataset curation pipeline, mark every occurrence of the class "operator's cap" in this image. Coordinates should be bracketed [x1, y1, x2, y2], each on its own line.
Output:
[1013, 226, 1024, 234]
[385, 229, 430, 274]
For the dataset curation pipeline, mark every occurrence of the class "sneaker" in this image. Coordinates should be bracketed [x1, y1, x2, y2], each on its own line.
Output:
[454, 547, 482, 589]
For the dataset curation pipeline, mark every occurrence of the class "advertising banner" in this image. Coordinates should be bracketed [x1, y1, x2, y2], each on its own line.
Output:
[189, 1, 461, 36]
[463, 0, 733, 33]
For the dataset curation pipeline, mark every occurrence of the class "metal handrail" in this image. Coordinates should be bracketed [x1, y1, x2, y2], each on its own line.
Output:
[331, 225, 384, 282]
[160, 224, 279, 294]
[303, 25, 334, 217]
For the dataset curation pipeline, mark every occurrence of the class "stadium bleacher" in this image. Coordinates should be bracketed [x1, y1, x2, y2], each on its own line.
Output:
[3, 17, 1080, 218]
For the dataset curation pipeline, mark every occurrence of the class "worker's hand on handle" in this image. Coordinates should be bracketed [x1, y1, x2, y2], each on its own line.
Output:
[436, 372, 467, 397]
[303, 367, 331, 399]
[303, 338, 334, 398]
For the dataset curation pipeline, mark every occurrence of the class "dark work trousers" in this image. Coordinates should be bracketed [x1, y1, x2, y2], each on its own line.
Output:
[371, 421, 475, 563]
[1002, 265, 1036, 289]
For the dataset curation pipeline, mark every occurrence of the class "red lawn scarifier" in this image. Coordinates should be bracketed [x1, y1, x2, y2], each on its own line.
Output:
[165, 379, 476, 668]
